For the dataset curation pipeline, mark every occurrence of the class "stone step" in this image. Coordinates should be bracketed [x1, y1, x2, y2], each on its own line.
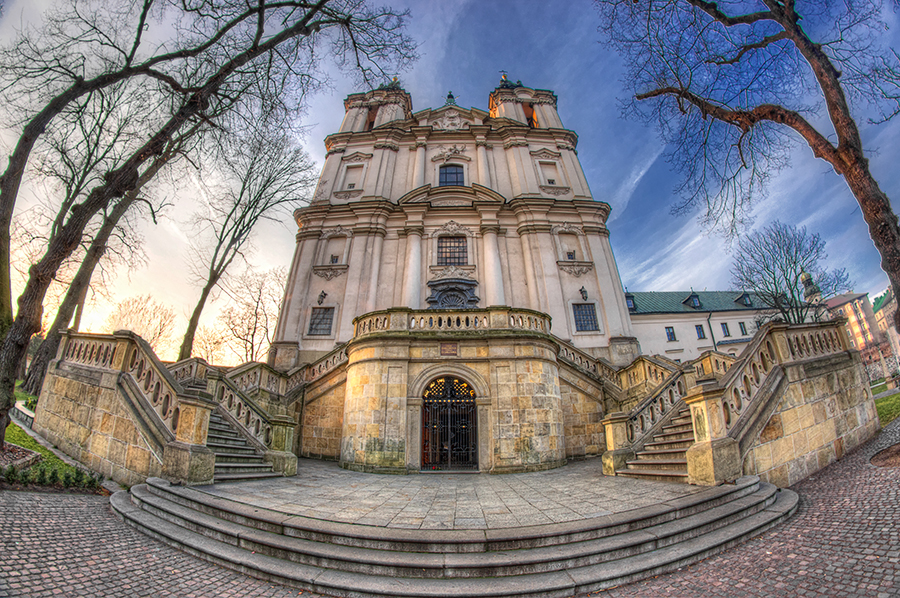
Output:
[623, 459, 687, 472]
[616, 469, 690, 483]
[111, 479, 798, 597]
[207, 435, 254, 448]
[652, 430, 694, 442]
[642, 439, 694, 450]
[213, 471, 284, 483]
[206, 442, 258, 455]
[214, 453, 268, 464]
[634, 448, 688, 460]
[660, 423, 693, 434]
[209, 422, 240, 434]
[214, 462, 275, 474]
[207, 427, 243, 439]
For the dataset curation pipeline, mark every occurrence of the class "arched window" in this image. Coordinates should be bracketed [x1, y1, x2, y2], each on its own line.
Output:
[439, 164, 464, 186]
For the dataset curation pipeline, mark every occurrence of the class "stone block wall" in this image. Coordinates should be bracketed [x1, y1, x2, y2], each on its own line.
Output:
[559, 378, 605, 460]
[743, 352, 880, 487]
[298, 377, 346, 460]
[34, 365, 163, 487]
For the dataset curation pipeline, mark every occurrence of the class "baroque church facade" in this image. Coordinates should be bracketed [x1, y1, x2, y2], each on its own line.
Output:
[269, 78, 641, 473]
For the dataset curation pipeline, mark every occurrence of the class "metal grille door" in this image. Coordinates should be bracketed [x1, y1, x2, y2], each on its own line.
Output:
[422, 377, 477, 471]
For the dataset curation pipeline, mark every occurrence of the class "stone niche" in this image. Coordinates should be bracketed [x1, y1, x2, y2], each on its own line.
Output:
[425, 278, 480, 309]
[337, 331, 568, 474]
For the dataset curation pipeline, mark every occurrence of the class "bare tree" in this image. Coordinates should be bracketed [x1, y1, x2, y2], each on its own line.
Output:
[178, 129, 315, 360]
[103, 294, 176, 354]
[731, 221, 851, 324]
[192, 325, 228, 365]
[218, 266, 287, 363]
[0, 0, 415, 447]
[595, 1, 900, 328]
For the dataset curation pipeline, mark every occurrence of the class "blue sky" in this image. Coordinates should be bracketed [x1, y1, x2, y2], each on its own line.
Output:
[3, 0, 897, 342]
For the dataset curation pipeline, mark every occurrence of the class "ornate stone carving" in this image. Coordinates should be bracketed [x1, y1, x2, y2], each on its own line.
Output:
[430, 198, 472, 207]
[530, 148, 562, 160]
[503, 140, 529, 149]
[426, 278, 480, 309]
[558, 261, 594, 277]
[540, 185, 572, 196]
[341, 152, 373, 163]
[550, 222, 585, 236]
[320, 226, 353, 239]
[374, 142, 400, 151]
[313, 265, 348, 280]
[475, 139, 493, 148]
[431, 144, 470, 163]
[556, 143, 577, 153]
[431, 266, 475, 280]
[432, 111, 468, 131]
[333, 190, 363, 200]
[434, 220, 474, 237]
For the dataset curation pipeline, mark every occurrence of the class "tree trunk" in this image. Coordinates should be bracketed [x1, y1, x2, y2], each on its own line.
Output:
[178, 276, 219, 361]
[21, 196, 135, 397]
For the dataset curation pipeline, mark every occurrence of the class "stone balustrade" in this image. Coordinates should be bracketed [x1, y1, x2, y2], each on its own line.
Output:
[168, 357, 210, 386]
[352, 307, 552, 338]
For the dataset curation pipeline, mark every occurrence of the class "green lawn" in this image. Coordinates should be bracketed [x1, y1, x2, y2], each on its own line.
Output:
[876, 392, 900, 427]
[4, 422, 81, 478]
[871, 381, 888, 395]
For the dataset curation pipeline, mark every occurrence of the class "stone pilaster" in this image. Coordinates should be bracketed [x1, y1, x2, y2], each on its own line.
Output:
[685, 382, 741, 486]
[601, 412, 634, 475]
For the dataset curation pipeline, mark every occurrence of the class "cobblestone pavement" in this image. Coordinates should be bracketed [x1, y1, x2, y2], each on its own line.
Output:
[198, 457, 699, 529]
[0, 419, 897, 598]
[591, 417, 900, 598]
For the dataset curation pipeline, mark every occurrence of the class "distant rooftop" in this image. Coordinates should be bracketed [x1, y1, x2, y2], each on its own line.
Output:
[823, 293, 868, 310]
[626, 291, 763, 315]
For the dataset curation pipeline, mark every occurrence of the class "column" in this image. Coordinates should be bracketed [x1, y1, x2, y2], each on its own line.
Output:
[366, 231, 385, 312]
[413, 141, 427, 188]
[518, 230, 540, 310]
[476, 139, 491, 188]
[481, 225, 505, 306]
[402, 227, 423, 308]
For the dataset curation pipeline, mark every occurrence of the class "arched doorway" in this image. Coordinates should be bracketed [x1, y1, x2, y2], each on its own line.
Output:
[422, 376, 478, 471]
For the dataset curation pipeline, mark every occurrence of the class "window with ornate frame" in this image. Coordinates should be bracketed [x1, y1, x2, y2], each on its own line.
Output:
[308, 307, 335, 336]
[572, 303, 599, 332]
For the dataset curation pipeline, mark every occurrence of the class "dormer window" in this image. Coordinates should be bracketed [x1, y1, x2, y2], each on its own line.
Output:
[625, 294, 636, 312]
[439, 164, 464, 187]
[742, 295, 752, 306]
[684, 294, 701, 309]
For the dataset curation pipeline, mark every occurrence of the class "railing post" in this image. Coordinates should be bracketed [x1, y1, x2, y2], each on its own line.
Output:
[601, 412, 634, 475]
[684, 380, 741, 485]
[265, 415, 298, 476]
[162, 387, 216, 486]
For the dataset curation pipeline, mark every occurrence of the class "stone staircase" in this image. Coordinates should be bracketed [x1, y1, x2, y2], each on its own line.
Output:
[617, 405, 693, 483]
[111, 475, 797, 598]
[207, 412, 281, 483]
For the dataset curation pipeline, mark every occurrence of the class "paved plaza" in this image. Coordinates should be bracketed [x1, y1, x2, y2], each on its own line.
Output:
[197, 458, 699, 530]
[0, 418, 898, 597]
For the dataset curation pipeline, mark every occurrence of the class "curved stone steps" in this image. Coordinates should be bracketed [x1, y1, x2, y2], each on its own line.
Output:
[110, 476, 798, 597]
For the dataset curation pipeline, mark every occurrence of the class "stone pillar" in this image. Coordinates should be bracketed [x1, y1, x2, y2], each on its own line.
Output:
[476, 139, 491, 187]
[406, 397, 422, 472]
[684, 382, 741, 486]
[413, 140, 427, 188]
[402, 227, 423, 308]
[366, 231, 385, 312]
[601, 412, 634, 475]
[518, 231, 541, 310]
[265, 415, 298, 476]
[162, 388, 216, 486]
[481, 224, 505, 306]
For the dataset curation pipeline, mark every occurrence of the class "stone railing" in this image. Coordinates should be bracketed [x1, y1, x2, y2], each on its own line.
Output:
[168, 357, 210, 386]
[229, 361, 286, 396]
[55, 330, 217, 485]
[353, 307, 552, 338]
[624, 371, 689, 447]
[684, 320, 850, 485]
[556, 342, 620, 384]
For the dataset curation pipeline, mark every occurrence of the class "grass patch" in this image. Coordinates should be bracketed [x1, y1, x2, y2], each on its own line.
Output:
[14, 381, 38, 412]
[871, 382, 888, 395]
[876, 392, 900, 427]
[4, 423, 79, 477]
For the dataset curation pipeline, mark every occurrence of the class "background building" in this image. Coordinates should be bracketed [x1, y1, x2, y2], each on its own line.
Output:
[825, 292, 890, 373]
[626, 291, 767, 361]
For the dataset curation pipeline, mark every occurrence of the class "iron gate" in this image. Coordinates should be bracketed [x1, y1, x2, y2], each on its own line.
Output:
[422, 377, 478, 471]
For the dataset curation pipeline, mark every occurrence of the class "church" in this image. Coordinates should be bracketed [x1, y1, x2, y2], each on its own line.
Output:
[266, 77, 647, 474]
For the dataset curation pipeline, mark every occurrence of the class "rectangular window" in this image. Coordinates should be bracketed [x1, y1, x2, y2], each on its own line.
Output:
[437, 236, 467, 266]
[721, 322, 731, 337]
[696, 325, 706, 339]
[540, 161, 560, 185]
[573, 303, 599, 332]
[739, 321, 748, 336]
[343, 164, 363, 189]
[665, 326, 677, 342]
[439, 165, 465, 186]
[308, 307, 335, 336]
[330, 254, 339, 264]
[566, 251, 576, 260]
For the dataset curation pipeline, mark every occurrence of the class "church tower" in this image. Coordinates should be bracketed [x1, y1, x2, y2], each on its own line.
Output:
[269, 77, 639, 474]
[271, 77, 638, 368]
